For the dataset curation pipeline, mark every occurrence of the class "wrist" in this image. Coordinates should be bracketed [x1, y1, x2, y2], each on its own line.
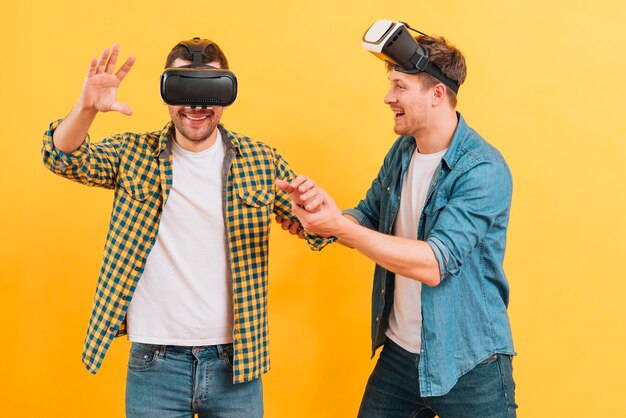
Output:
[335, 215, 358, 246]
[74, 100, 98, 118]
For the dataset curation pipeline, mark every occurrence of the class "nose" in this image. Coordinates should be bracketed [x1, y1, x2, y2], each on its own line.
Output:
[384, 88, 396, 105]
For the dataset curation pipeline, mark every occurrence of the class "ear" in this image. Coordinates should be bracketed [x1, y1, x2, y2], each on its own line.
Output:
[431, 83, 447, 107]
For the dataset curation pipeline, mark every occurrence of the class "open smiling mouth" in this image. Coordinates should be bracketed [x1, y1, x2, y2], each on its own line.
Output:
[184, 112, 213, 122]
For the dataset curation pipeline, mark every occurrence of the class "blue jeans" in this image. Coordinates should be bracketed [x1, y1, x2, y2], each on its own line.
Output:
[125, 343, 263, 418]
[358, 339, 517, 418]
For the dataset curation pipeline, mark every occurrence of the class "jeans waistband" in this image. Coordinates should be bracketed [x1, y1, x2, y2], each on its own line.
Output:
[133, 342, 233, 357]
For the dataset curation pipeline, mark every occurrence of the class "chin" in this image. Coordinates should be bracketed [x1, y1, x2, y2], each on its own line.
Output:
[393, 126, 409, 136]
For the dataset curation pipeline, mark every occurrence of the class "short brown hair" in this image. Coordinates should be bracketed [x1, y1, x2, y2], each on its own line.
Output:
[164, 39, 229, 69]
[386, 34, 466, 107]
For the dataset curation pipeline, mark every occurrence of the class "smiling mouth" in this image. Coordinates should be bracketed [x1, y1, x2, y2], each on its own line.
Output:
[393, 110, 405, 119]
[184, 112, 213, 122]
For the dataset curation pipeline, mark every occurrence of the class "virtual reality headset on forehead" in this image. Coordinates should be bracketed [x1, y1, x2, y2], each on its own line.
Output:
[362, 20, 460, 93]
[160, 37, 238, 108]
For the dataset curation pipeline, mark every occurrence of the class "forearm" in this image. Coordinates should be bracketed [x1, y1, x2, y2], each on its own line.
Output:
[336, 217, 441, 286]
[52, 102, 98, 154]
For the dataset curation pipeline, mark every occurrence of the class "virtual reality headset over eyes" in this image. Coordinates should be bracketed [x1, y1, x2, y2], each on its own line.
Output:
[160, 37, 238, 108]
[361, 20, 460, 93]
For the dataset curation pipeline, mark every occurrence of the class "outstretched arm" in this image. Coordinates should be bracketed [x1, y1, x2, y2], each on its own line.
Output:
[276, 180, 441, 287]
[53, 44, 135, 154]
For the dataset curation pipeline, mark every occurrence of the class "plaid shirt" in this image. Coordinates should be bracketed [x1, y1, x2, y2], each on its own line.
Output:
[42, 120, 330, 383]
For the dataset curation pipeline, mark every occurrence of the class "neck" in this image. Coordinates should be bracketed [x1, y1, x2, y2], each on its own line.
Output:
[414, 110, 458, 154]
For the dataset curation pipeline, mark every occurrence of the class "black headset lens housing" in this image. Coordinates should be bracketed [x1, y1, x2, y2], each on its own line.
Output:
[160, 37, 238, 108]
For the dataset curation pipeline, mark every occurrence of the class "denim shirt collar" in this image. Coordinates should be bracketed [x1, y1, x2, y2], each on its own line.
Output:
[398, 112, 469, 170]
[441, 112, 469, 169]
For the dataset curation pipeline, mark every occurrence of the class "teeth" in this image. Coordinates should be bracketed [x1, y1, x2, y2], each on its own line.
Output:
[186, 115, 207, 121]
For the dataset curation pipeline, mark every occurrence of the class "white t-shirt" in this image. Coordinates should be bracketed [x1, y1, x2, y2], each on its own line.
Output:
[385, 147, 446, 354]
[127, 131, 233, 346]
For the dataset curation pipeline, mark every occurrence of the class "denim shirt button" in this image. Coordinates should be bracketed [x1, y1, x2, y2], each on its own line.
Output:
[375, 316, 380, 322]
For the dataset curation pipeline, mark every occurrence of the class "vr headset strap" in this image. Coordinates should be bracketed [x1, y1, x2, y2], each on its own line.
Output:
[400, 49, 460, 93]
[179, 37, 215, 67]
[423, 63, 460, 94]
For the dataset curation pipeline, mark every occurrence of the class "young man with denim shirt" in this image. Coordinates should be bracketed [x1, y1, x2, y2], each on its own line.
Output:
[42, 39, 328, 417]
[278, 34, 517, 417]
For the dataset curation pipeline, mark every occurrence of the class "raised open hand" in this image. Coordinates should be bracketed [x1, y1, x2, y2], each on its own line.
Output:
[79, 44, 136, 115]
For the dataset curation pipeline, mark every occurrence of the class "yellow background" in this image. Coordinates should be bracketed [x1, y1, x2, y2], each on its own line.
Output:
[1, 0, 625, 416]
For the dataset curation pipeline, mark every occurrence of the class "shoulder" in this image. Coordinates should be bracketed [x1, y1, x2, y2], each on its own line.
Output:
[455, 127, 510, 176]
[381, 135, 413, 165]
[388, 136, 412, 154]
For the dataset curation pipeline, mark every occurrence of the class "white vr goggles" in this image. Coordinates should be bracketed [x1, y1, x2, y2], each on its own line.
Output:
[362, 20, 460, 93]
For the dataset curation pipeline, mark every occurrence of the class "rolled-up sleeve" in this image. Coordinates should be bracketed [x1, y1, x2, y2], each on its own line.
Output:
[425, 161, 512, 280]
[41, 119, 120, 189]
[342, 207, 376, 229]
[42, 119, 91, 176]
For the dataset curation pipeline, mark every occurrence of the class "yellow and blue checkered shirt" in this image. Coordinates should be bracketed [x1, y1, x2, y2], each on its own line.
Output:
[42, 120, 330, 383]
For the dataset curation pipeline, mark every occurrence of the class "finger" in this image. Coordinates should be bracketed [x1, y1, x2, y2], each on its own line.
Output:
[290, 175, 308, 190]
[116, 55, 136, 81]
[280, 219, 291, 230]
[319, 188, 332, 202]
[292, 203, 308, 219]
[304, 195, 324, 212]
[96, 48, 110, 74]
[105, 44, 120, 73]
[275, 179, 294, 193]
[297, 178, 316, 193]
[87, 57, 98, 77]
[298, 187, 319, 203]
[275, 215, 284, 224]
[297, 229, 305, 239]
[111, 101, 133, 116]
[289, 221, 300, 235]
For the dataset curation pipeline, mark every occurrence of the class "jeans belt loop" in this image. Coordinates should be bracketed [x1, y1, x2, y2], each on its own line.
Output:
[156, 345, 167, 358]
[216, 343, 226, 359]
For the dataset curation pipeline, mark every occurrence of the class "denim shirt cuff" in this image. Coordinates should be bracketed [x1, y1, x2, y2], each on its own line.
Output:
[342, 208, 375, 230]
[426, 236, 458, 280]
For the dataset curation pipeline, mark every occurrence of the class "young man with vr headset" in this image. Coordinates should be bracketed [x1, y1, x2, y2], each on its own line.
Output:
[278, 21, 517, 417]
[42, 38, 329, 417]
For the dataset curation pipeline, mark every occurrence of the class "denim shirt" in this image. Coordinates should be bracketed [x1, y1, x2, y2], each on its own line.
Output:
[344, 113, 515, 397]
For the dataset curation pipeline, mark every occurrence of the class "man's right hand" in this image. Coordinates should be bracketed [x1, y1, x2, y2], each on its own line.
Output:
[52, 45, 135, 154]
[79, 44, 136, 115]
